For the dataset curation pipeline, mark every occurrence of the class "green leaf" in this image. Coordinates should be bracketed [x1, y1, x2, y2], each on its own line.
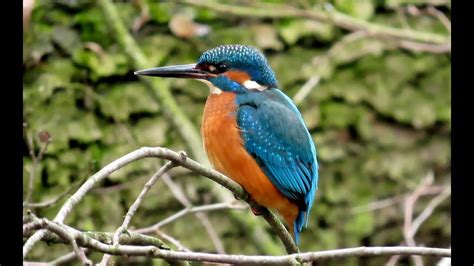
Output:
[334, 0, 375, 20]
[51, 26, 82, 54]
[132, 117, 169, 146]
[72, 48, 129, 80]
[278, 20, 335, 45]
[98, 83, 160, 121]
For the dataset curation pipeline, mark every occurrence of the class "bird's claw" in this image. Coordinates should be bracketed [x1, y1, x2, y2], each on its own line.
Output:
[251, 206, 264, 216]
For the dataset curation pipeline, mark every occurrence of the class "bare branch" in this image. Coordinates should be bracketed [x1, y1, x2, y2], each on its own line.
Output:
[293, 76, 321, 106]
[24, 219, 92, 265]
[49, 248, 90, 265]
[100, 161, 177, 265]
[403, 174, 434, 242]
[408, 186, 451, 240]
[395, 40, 450, 54]
[426, 6, 451, 32]
[135, 202, 246, 234]
[162, 173, 225, 254]
[113, 162, 176, 243]
[24, 131, 51, 205]
[24, 226, 169, 250]
[23, 191, 70, 209]
[403, 5, 451, 33]
[24, 174, 88, 209]
[182, 0, 449, 47]
[388, 173, 450, 266]
[24, 212, 450, 265]
[155, 230, 193, 252]
[23, 147, 298, 257]
[44, 244, 454, 264]
[351, 185, 446, 213]
[24, 220, 453, 264]
[23, 262, 49, 266]
[24, 217, 182, 265]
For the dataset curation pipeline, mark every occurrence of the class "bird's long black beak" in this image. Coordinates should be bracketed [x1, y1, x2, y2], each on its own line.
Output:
[134, 64, 212, 79]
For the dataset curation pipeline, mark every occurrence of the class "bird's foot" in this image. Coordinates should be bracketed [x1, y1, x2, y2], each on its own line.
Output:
[251, 206, 264, 216]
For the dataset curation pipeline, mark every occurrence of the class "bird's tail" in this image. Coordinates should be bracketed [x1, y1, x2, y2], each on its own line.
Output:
[293, 210, 306, 245]
[281, 203, 305, 246]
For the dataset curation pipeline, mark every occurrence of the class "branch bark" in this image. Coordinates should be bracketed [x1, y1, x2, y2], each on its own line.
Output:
[24, 218, 453, 265]
[24, 217, 451, 264]
[24, 218, 92, 265]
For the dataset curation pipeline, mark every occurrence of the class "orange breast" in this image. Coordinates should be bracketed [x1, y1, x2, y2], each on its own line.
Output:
[201, 92, 298, 229]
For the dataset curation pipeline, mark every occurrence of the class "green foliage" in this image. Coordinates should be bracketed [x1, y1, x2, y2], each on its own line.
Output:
[23, 0, 450, 264]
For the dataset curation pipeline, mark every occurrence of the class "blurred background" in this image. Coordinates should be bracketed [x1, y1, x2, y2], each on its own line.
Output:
[23, 0, 451, 265]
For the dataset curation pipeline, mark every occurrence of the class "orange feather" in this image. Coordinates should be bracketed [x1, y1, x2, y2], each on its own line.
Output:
[223, 71, 251, 84]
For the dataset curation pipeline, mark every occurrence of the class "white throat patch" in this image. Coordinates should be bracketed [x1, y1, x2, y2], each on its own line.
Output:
[243, 80, 267, 91]
[198, 79, 222, 94]
[197, 79, 267, 94]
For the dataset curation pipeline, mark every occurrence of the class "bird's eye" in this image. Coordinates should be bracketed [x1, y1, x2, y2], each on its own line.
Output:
[201, 63, 228, 74]
[215, 63, 228, 73]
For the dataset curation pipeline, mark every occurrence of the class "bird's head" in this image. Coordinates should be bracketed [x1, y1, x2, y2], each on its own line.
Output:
[135, 44, 278, 93]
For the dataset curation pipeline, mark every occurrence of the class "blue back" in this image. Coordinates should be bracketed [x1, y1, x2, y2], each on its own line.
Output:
[236, 89, 319, 244]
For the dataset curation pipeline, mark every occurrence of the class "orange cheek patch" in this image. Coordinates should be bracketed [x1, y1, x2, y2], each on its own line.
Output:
[224, 71, 250, 84]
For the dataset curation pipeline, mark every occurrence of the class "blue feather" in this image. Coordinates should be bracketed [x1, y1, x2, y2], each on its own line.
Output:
[236, 88, 319, 243]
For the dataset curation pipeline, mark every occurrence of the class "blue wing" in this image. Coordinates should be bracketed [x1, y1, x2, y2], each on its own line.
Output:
[236, 89, 318, 239]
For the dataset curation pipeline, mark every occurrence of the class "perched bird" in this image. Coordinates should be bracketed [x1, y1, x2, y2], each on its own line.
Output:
[135, 44, 318, 244]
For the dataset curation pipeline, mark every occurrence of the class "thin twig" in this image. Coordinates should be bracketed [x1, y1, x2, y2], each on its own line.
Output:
[351, 185, 445, 213]
[404, 5, 451, 33]
[388, 174, 450, 266]
[396, 40, 450, 54]
[403, 174, 434, 243]
[113, 162, 176, 243]
[23, 262, 49, 266]
[426, 6, 451, 33]
[402, 175, 434, 266]
[162, 173, 226, 254]
[155, 230, 193, 252]
[23, 191, 71, 209]
[182, 0, 449, 46]
[408, 186, 451, 239]
[24, 133, 51, 205]
[24, 174, 88, 209]
[49, 248, 90, 265]
[24, 219, 92, 265]
[293, 76, 321, 105]
[394, 0, 449, 6]
[135, 202, 246, 234]
[100, 161, 177, 265]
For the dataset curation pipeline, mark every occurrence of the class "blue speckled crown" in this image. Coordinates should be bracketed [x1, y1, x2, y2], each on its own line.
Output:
[197, 44, 278, 87]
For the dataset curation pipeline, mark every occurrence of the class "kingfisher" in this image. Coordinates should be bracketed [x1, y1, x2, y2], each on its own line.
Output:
[135, 44, 318, 245]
